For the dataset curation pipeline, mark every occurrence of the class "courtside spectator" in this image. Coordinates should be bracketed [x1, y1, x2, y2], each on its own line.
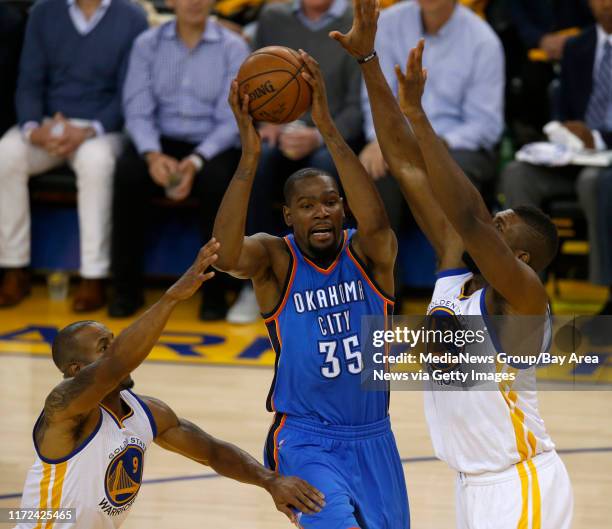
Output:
[0, 0, 147, 312]
[360, 0, 504, 239]
[111, 0, 249, 321]
[501, 0, 612, 315]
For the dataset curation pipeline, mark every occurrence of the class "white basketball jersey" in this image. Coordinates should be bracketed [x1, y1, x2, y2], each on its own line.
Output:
[16, 390, 156, 529]
[424, 268, 555, 474]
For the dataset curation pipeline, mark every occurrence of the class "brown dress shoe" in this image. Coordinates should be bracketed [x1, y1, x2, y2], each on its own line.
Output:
[0, 268, 31, 307]
[72, 278, 106, 313]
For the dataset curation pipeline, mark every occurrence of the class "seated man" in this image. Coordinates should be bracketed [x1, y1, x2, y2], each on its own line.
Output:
[0, 0, 147, 312]
[111, 0, 250, 321]
[360, 0, 504, 233]
[501, 0, 612, 315]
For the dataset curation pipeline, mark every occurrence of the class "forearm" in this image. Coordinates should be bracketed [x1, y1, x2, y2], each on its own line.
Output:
[126, 117, 161, 155]
[317, 117, 389, 233]
[212, 152, 259, 270]
[16, 93, 44, 127]
[161, 419, 274, 489]
[361, 58, 425, 176]
[105, 294, 178, 376]
[409, 111, 490, 232]
[208, 437, 274, 490]
[361, 59, 457, 258]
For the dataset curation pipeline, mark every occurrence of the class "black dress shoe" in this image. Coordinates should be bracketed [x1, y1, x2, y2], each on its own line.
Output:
[108, 294, 144, 318]
[199, 298, 228, 321]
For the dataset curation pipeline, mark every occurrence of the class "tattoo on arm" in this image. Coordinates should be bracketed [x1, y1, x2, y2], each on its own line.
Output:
[44, 368, 97, 419]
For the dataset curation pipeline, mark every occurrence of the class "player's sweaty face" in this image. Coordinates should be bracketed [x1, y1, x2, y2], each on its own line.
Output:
[289, 177, 344, 255]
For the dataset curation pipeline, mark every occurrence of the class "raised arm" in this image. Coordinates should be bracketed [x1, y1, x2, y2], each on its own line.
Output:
[399, 41, 547, 314]
[44, 241, 219, 423]
[143, 396, 325, 524]
[299, 51, 397, 280]
[330, 0, 462, 269]
[212, 83, 275, 281]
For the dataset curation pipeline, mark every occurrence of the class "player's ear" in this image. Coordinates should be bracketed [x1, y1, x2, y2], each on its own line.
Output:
[64, 363, 81, 379]
[283, 205, 293, 227]
[516, 250, 530, 265]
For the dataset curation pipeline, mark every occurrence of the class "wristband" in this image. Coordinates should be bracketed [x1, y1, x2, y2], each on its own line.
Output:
[357, 50, 377, 64]
[188, 153, 205, 171]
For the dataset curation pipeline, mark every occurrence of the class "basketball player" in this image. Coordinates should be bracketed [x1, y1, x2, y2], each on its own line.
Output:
[212, 55, 409, 528]
[332, 1, 573, 527]
[15, 239, 325, 529]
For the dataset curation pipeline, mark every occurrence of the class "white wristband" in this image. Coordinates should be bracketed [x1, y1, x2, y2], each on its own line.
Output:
[188, 154, 204, 171]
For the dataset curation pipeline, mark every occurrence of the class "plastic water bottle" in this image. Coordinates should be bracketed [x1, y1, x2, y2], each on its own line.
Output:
[165, 172, 184, 200]
[47, 271, 69, 301]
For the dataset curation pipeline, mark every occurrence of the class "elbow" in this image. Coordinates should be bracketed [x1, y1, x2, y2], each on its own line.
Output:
[212, 258, 234, 274]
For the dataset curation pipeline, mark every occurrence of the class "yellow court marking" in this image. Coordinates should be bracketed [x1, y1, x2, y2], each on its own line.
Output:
[1, 285, 611, 382]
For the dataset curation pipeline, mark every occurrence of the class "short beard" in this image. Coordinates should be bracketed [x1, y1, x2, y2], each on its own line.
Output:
[462, 251, 481, 275]
[119, 377, 135, 391]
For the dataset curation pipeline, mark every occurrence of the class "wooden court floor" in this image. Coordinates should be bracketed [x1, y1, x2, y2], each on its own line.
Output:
[1, 282, 611, 528]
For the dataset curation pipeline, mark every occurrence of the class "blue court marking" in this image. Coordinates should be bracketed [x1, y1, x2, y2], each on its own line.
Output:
[1, 446, 611, 501]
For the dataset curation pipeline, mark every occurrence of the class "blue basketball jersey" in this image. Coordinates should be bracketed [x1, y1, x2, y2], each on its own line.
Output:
[264, 229, 394, 426]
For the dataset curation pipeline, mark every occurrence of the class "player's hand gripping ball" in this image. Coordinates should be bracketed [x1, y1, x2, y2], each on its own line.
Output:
[236, 46, 313, 124]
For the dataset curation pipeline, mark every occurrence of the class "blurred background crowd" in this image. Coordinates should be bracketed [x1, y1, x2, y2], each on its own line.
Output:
[0, 0, 610, 323]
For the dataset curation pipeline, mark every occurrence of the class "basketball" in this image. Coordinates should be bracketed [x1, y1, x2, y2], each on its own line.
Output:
[236, 46, 312, 124]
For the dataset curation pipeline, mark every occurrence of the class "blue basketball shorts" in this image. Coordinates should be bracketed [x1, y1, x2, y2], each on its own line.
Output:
[264, 414, 410, 529]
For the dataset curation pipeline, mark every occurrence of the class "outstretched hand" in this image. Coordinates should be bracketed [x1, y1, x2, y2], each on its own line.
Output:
[228, 80, 261, 154]
[395, 39, 428, 119]
[165, 238, 219, 301]
[267, 474, 325, 526]
[329, 0, 379, 58]
[299, 50, 332, 128]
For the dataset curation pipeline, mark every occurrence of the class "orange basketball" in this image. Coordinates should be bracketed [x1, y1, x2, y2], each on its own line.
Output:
[236, 46, 312, 124]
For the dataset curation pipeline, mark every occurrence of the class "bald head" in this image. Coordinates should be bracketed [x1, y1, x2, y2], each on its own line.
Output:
[51, 321, 106, 373]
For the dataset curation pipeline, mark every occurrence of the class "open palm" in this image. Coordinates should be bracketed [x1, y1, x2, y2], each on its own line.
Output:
[329, 0, 379, 58]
